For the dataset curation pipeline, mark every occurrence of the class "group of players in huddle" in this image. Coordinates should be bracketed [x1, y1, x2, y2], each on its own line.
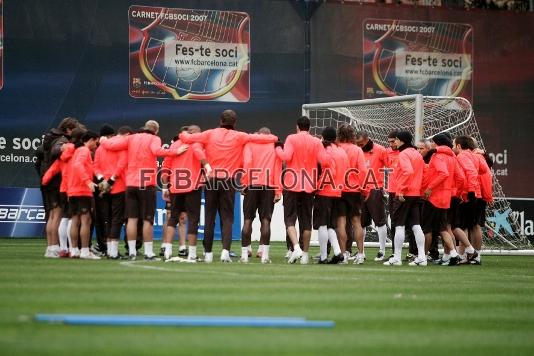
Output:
[35, 109, 492, 266]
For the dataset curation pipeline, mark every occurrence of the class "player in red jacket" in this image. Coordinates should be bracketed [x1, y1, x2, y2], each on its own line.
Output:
[421, 134, 465, 266]
[41, 137, 77, 257]
[470, 138, 493, 265]
[453, 136, 484, 264]
[275, 116, 324, 264]
[384, 131, 426, 266]
[161, 125, 210, 261]
[337, 125, 367, 264]
[355, 131, 389, 263]
[240, 127, 283, 264]
[100, 120, 183, 260]
[66, 131, 99, 260]
[179, 110, 278, 263]
[314, 127, 348, 264]
[93, 125, 131, 259]
[384, 131, 400, 261]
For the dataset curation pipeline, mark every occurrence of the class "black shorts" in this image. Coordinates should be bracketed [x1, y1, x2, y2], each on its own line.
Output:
[68, 196, 93, 216]
[448, 197, 462, 229]
[313, 195, 339, 230]
[391, 196, 421, 228]
[43, 188, 61, 212]
[283, 191, 314, 231]
[361, 189, 387, 227]
[125, 186, 156, 223]
[167, 189, 201, 234]
[476, 198, 487, 226]
[110, 192, 126, 239]
[338, 192, 362, 219]
[243, 186, 275, 221]
[421, 200, 448, 234]
[459, 199, 477, 230]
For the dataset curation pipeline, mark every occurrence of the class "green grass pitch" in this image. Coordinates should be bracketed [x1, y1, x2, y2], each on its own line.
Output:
[1, 239, 533, 355]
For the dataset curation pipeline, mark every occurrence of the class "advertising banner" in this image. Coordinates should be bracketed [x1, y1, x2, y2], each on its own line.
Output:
[129, 5, 250, 102]
[0, 187, 242, 240]
[363, 19, 473, 101]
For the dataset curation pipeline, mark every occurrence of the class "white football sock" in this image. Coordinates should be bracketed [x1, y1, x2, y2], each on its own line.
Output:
[327, 228, 341, 256]
[80, 247, 90, 256]
[58, 218, 69, 251]
[262, 245, 270, 260]
[394, 226, 405, 261]
[110, 240, 119, 257]
[450, 250, 458, 258]
[127, 240, 137, 256]
[144, 241, 154, 256]
[241, 247, 249, 260]
[318, 226, 328, 261]
[189, 246, 197, 259]
[377, 224, 387, 254]
[257, 244, 264, 254]
[465, 245, 475, 254]
[67, 219, 73, 248]
[179, 244, 186, 251]
[442, 253, 450, 261]
[164, 243, 172, 257]
[412, 225, 426, 260]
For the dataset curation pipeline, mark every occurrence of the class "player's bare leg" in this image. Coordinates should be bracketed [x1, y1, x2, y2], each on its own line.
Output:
[286, 226, 303, 263]
[44, 207, 62, 257]
[126, 218, 138, 258]
[177, 212, 188, 255]
[142, 219, 156, 259]
[336, 215, 348, 256]
[352, 215, 365, 264]
[69, 215, 80, 257]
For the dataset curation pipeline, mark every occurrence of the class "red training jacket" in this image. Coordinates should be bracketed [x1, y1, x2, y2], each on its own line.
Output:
[362, 141, 389, 190]
[180, 128, 278, 179]
[162, 140, 206, 194]
[276, 131, 324, 193]
[317, 144, 347, 198]
[42, 143, 75, 193]
[242, 141, 283, 195]
[93, 143, 128, 194]
[100, 132, 177, 188]
[66, 146, 94, 197]
[394, 146, 424, 197]
[338, 142, 367, 194]
[386, 147, 399, 194]
[422, 146, 464, 209]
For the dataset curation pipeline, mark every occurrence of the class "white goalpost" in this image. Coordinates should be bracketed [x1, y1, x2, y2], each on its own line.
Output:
[302, 94, 532, 254]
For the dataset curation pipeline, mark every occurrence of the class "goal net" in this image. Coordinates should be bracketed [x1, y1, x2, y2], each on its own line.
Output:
[303, 95, 531, 252]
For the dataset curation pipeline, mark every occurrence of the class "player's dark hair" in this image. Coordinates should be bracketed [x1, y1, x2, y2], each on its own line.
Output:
[355, 130, 369, 140]
[337, 125, 355, 143]
[118, 126, 134, 135]
[220, 110, 237, 128]
[387, 130, 398, 139]
[454, 135, 472, 150]
[57, 117, 79, 134]
[70, 127, 87, 145]
[258, 127, 271, 135]
[296, 116, 310, 131]
[81, 131, 98, 143]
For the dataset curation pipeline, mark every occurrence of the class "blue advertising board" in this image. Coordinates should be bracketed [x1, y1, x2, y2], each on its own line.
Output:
[0, 187, 241, 240]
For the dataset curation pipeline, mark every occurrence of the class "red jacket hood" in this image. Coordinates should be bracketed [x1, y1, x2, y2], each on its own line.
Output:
[436, 146, 454, 156]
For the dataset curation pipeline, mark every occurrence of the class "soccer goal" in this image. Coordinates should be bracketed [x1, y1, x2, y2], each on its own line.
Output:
[302, 94, 532, 254]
